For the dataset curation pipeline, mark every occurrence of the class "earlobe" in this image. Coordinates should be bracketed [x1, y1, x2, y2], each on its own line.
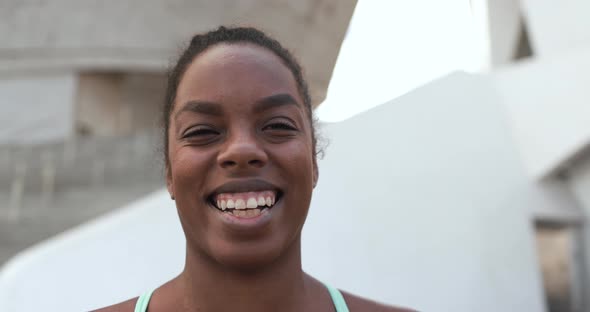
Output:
[167, 184, 175, 201]
[167, 185, 175, 201]
[166, 167, 175, 200]
[312, 163, 319, 188]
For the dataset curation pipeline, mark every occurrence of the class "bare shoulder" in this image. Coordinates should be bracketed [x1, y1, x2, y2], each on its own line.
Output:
[341, 291, 417, 312]
[90, 297, 137, 312]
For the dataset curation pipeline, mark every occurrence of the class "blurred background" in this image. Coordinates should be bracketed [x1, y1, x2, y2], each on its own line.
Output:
[1, 1, 590, 311]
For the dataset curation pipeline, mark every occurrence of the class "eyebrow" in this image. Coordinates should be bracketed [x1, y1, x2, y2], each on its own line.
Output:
[175, 100, 223, 120]
[253, 93, 299, 113]
[175, 93, 299, 120]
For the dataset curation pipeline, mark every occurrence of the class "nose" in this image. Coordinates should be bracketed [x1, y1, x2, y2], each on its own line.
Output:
[217, 131, 268, 170]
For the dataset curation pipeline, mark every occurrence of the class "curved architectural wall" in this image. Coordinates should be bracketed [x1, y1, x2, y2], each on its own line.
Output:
[0, 73, 549, 312]
[0, 0, 356, 103]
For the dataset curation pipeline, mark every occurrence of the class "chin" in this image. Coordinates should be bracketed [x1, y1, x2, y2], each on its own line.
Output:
[207, 234, 298, 272]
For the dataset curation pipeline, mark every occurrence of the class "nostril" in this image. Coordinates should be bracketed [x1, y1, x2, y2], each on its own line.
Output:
[217, 143, 268, 168]
[248, 159, 264, 167]
[221, 160, 237, 168]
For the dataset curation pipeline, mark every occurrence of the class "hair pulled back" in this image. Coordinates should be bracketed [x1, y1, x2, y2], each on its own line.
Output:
[162, 26, 318, 167]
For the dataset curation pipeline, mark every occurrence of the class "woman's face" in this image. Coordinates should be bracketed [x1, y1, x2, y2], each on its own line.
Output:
[167, 43, 317, 270]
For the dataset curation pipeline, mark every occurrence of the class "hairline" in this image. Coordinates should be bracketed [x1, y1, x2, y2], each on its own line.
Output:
[169, 41, 311, 118]
[162, 27, 318, 171]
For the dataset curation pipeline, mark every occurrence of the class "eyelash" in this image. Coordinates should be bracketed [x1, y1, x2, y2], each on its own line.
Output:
[182, 120, 297, 141]
[183, 127, 219, 138]
[263, 121, 297, 131]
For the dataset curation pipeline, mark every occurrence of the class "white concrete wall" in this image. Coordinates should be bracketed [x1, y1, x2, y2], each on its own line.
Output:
[521, 0, 590, 58]
[0, 72, 75, 144]
[306, 72, 549, 312]
[75, 72, 166, 136]
[0, 0, 356, 103]
[487, 0, 523, 66]
[567, 154, 590, 310]
[491, 49, 590, 180]
[0, 73, 549, 312]
[489, 37, 590, 310]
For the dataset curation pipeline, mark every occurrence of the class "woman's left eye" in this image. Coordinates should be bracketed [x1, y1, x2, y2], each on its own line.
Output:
[263, 122, 297, 131]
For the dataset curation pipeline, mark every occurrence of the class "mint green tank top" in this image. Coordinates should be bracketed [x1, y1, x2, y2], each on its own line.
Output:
[134, 283, 349, 312]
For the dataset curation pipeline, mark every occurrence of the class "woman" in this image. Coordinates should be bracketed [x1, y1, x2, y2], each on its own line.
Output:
[96, 26, 414, 312]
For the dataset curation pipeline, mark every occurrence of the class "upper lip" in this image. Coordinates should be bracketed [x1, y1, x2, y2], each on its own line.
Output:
[208, 179, 281, 199]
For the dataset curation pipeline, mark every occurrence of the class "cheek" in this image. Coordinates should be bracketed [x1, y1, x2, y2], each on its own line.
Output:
[169, 147, 216, 231]
[170, 146, 215, 191]
[275, 140, 315, 186]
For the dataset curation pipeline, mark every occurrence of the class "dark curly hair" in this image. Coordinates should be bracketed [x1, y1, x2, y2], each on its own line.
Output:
[162, 26, 319, 168]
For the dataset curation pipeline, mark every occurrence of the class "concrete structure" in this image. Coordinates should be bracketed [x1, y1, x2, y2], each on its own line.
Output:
[2, 1, 590, 312]
[487, 1, 590, 309]
[4, 66, 588, 311]
[0, 0, 356, 270]
[0, 0, 356, 142]
[0, 72, 75, 143]
[492, 60, 590, 311]
[520, 0, 590, 58]
[0, 73, 551, 312]
[2, 65, 586, 311]
[0, 131, 164, 264]
[486, 0, 526, 66]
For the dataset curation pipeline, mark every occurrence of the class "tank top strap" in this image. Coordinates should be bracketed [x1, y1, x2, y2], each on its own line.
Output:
[133, 284, 349, 312]
[323, 283, 350, 312]
[134, 289, 154, 312]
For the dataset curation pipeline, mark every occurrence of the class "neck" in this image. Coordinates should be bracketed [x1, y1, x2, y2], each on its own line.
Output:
[177, 237, 312, 311]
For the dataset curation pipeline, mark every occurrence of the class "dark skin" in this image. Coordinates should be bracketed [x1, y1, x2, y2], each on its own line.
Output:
[95, 43, 415, 312]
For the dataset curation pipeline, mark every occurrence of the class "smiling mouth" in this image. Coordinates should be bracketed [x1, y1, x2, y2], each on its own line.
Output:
[208, 190, 282, 218]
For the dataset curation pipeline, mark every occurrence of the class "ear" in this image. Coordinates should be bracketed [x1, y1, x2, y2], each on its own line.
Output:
[312, 159, 319, 188]
[166, 165, 175, 200]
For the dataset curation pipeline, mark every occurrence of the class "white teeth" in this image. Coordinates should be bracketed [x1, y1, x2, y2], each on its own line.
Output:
[231, 208, 262, 218]
[235, 199, 246, 209]
[215, 192, 277, 211]
[246, 198, 258, 208]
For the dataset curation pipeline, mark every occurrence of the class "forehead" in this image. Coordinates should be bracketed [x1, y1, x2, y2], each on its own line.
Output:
[175, 43, 302, 110]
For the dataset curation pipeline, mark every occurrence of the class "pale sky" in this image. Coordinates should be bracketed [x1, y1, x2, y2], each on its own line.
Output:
[316, 0, 489, 122]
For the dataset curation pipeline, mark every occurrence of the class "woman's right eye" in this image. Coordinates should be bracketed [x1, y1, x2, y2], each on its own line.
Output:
[182, 126, 220, 140]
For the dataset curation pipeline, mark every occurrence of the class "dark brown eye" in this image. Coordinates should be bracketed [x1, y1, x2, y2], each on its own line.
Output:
[182, 126, 220, 139]
[262, 121, 297, 131]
